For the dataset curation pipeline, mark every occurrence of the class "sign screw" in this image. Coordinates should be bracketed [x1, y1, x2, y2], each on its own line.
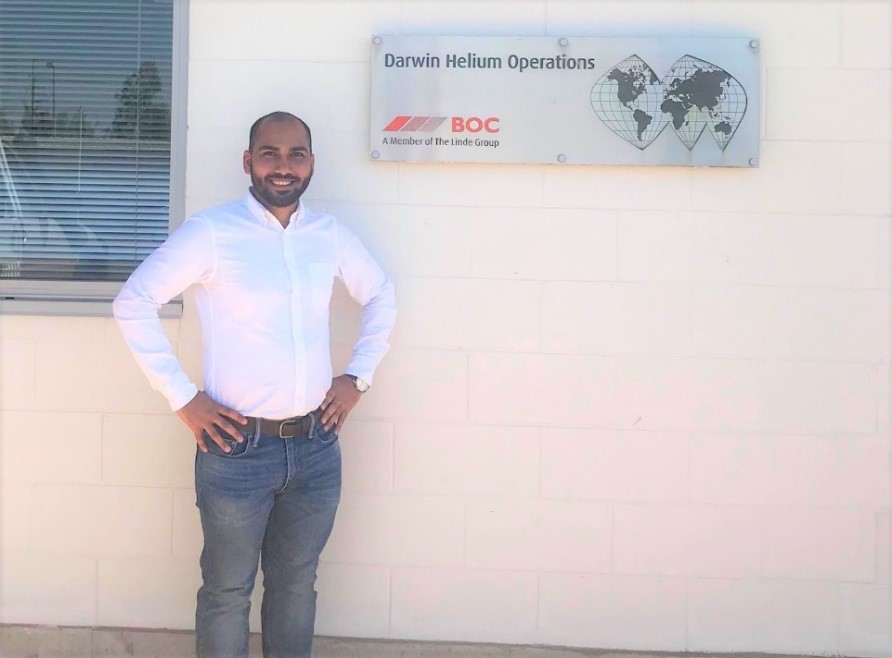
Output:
[371, 151, 380, 160]
[557, 154, 567, 163]
[559, 38, 569, 47]
[748, 157, 758, 166]
[373, 36, 383, 45]
[749, 39, 759, 49]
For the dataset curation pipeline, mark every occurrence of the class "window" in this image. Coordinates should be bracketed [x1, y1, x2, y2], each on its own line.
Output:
[0, 0, 185, 310]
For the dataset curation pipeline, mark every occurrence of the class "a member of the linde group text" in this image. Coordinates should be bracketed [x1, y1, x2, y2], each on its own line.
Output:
[383, 52, 597, 73]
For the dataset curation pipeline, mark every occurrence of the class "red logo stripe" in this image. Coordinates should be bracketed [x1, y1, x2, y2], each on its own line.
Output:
[383, 115, 449, 132]
[383, 116, 412, 131]
[419, 117, 446, 131]
[401, 116, 429, 131]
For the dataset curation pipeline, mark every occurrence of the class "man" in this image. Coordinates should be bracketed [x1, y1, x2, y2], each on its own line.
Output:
[113, 111, 397, 658]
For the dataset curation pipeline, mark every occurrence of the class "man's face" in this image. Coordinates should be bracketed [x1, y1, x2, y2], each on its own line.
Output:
[243, 118, 315, 211]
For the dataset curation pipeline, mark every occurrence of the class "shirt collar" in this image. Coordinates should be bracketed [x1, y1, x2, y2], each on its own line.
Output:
[242, 189, 305, 229]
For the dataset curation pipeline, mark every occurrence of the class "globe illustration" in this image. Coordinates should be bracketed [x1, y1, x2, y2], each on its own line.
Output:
[661, 55, 748, 151]
[592, 54, 748, 153]
[590, 55, 669, 150]
[707, 69, 747, 150]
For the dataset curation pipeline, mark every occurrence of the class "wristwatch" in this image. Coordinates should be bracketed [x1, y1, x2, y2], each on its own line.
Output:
[346, 374, 370, 393]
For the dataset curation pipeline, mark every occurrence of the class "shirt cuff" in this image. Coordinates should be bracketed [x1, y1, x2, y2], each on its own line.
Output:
[167, 383, 200, 412]
[345, 355, 378, 387]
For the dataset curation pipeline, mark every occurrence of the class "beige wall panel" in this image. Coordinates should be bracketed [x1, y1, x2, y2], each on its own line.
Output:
[3, 0, 889, 654]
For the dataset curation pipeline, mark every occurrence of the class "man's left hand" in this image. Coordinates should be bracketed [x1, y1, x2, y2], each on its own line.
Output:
[320, 375, 362, 432]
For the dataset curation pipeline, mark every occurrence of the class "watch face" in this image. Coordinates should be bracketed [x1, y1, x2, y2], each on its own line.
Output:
[354, 377, 370, 392]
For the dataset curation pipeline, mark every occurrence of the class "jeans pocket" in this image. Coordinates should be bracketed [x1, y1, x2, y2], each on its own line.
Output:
[203, 430, 252, 457]
[313, 418, 339, 445]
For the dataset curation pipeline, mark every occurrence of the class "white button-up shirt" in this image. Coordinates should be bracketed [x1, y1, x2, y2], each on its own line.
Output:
[113, 191, 397, 419]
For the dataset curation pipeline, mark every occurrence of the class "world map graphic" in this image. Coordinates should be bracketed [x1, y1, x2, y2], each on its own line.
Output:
[591, 54, 748, 151]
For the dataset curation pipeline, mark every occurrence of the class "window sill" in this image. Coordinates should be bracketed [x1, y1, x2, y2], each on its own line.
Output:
[0, 296, 183, 318]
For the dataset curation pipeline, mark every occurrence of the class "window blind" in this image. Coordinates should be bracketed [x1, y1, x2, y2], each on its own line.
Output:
[0, 0, 173, 282]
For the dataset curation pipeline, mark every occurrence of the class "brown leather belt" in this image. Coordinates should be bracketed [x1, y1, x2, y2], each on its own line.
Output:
[245, 410, 318, 439]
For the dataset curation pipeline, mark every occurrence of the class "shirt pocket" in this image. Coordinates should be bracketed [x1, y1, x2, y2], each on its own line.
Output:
[307, 262, 334, 309]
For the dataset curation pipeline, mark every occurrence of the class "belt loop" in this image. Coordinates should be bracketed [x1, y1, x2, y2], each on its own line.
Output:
[307, 411, 316, 440]
[252, 416, 261, 448]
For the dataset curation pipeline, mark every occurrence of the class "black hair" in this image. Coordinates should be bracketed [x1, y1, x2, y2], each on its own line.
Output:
[248, 111, 313, 152]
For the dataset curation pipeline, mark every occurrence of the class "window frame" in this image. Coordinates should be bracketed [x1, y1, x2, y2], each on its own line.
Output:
[0, 0, 189, 318]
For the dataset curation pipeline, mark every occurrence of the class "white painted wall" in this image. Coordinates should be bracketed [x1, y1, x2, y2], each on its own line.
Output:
[1, 1, 890, 655]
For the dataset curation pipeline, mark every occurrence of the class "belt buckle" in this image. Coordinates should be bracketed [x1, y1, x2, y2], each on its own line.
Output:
[278, 418, 298, 439]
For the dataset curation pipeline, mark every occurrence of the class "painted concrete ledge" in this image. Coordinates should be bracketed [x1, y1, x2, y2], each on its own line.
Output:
[0, 625, 841, 658]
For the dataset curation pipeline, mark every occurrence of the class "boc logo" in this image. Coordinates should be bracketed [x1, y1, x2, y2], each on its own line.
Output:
[451, 116, 499, 133]
[382, 115, 499, 133]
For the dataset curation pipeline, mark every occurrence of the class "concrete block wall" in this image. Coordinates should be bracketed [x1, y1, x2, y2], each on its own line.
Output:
[1, 1, 889, 655]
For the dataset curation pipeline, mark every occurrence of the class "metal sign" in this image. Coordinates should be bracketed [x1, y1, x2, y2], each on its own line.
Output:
[370, 35, 760, 167]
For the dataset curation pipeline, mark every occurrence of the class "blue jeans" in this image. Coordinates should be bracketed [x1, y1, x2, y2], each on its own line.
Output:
[194, 413, 341, 658]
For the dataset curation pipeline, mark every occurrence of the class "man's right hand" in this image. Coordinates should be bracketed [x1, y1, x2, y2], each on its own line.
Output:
[176, 391, 248, 453]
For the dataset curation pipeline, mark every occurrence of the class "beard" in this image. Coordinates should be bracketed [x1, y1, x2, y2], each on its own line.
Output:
[249, 166, 313, 210]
